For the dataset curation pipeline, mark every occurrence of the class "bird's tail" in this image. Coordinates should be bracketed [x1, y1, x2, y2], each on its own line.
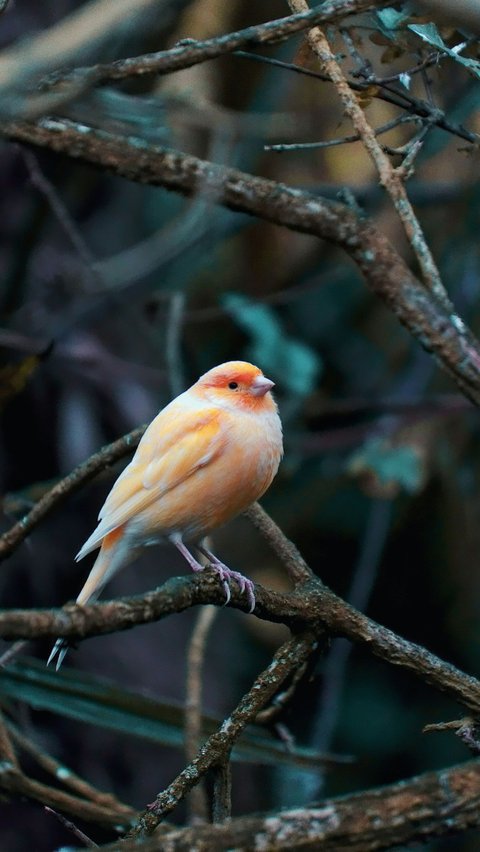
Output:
[47, 527, 126, 670]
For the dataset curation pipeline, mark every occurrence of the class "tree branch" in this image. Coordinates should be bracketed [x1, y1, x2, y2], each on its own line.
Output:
[238, 51, 480, 147]
[0, 764, 135, 828]
[4, 119, 480, 406]
[101, 759, 480, 850]
[7, 721, 133, 816]
[43, 0, 386, 90]
[2, 570, 480, 714]
[286, 0, 448, 307]
[184, 605, 217, 824]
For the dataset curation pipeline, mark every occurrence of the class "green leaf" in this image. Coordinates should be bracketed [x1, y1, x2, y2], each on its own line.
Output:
[0, 659, 346, 771]
[376, 8, 410, 31]
[408, 22, 446, 50]
[223, 293, 321, 396]
[348, 438, 423, 494]
[408, 23, 480, 79]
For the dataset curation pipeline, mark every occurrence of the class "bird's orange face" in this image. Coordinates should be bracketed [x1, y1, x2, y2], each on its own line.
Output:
[196, 361, 276, 411]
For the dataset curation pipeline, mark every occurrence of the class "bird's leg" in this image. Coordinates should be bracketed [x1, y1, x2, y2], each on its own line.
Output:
[170, 534, 232, 604]
[196, 544, 256, 613]
[170, 535, 204, 572]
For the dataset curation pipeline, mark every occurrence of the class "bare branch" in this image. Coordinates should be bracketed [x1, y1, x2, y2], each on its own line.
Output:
[7, 722, 133, 815]
[19, 147, 100, 285]
[102, 759, 480, 850]
[165, 291, 186, 399]
[44, 807, 98, 848]
[4, 120, 480, 406]
[286, 0, 448, 307]
[265, 115, 418, 153]
[2, 568, 480, 714]
[44, 1, 387, 91]
[184, 605, 218, 824]
[211, 760, 232, 824]
[236, 51, 480, 147]
[0, 765, 135, 827]
[0, 708, 18, 770]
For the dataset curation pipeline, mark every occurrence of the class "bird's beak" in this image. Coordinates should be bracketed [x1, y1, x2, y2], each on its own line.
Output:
[251, 375, 275, 397]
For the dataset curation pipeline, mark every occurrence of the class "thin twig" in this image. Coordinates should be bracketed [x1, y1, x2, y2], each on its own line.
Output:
[20, 148, 97, 271]
[185, 605, 218, 824]
[0, 640, 28, 668]
[424, 717, 480, 755]
[212, 760, 232, 824]
[265, 115, 417, 153]
[256, 661, 309, 724]
[0, 708, 18, 769]
[165, 291, 186, 399]
[234, 51, 480, 147]
[312, 497, 393, 792]
[0, 766, 135, 827]
[286, 0, 449, 309]
[44, 806, 98, 848]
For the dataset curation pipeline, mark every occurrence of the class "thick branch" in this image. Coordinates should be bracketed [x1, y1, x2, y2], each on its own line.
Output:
[103, 759, 480, 850]
[2, 572, 480, 714]
[4, 119, 480, 406]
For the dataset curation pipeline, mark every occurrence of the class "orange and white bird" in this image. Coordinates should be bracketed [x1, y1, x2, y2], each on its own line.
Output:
[48, 361, 283, 668]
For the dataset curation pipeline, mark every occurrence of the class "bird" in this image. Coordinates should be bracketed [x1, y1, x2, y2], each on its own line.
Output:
[48, 360, 283, 669]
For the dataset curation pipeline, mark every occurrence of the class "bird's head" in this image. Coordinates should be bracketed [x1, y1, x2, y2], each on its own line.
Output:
[196, 361, 276, 411]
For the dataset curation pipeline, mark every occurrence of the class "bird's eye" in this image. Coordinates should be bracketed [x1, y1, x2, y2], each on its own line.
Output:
[228, 381, 239, 390]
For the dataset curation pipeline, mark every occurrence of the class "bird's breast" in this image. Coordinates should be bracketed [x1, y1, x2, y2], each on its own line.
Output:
[137, 406, 282, 541]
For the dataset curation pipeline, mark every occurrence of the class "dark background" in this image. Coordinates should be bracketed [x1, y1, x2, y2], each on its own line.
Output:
[1, 1, 480, 849]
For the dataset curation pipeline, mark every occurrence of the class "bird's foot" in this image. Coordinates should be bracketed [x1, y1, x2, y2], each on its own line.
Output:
[173, 536, 256, 612]
[206, 558, 256, 613]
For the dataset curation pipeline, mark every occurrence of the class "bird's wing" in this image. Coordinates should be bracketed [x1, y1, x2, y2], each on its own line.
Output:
[76, 406, 224, 559]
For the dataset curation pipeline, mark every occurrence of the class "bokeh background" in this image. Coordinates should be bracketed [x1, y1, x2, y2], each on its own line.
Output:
[1, 1, 480, 849]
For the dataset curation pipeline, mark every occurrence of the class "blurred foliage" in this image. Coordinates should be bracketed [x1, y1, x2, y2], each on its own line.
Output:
[0, 0, 480, 849]
[224, 292, 321, 396]
[0, 658, 345, 771]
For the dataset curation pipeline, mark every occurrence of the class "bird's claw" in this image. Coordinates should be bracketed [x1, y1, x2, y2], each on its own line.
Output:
[222, 578, 231, 606]
[208, 562, 255, 613]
